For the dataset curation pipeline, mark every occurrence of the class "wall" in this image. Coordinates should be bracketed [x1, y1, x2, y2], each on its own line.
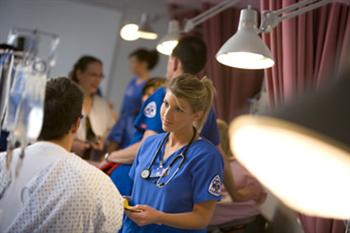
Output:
[0, 0, 121, 94]
[105, 0, 169, 112]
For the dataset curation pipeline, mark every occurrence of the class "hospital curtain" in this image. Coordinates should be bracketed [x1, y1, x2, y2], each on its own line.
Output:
[201, 4, 264, 122]
[261, 0, 350, 106]
[260, 1, 350, 233]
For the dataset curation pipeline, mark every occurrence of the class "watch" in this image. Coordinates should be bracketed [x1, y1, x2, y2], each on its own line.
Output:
[104, 153, 110, 162]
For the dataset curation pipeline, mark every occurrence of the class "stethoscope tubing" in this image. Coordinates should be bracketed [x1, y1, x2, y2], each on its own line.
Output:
[141, 128, 197, 182]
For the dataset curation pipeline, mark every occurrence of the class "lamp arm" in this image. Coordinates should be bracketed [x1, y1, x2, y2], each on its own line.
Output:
[259, 0, 332, 32]
[184, 0, 241, 32]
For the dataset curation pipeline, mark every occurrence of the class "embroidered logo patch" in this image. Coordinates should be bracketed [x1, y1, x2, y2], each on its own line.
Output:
[144, 101, 157, 118]
[208, 175, 222, 196]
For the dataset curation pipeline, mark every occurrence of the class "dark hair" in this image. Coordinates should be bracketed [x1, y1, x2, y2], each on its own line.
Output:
[129, 48, 159, 70]
[172, 36, 207, 75]
[69, 55, 102, 83]
[39, 77, 83, 140]
[142, 77, 166, 95]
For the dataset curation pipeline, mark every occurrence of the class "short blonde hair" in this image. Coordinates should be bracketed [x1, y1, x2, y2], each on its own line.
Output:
[166, 74, 215, 131]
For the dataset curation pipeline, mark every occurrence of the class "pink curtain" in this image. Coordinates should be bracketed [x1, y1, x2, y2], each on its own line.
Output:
[201, 5, 264, 122]
[261, 0, 350, 105]
[298, 215, 346, 233]
[261, 1, 350, 233]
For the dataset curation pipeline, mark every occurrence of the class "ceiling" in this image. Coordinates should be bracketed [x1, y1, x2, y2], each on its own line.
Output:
[65, 0, 129, 10]
[65, 0, 260, 11]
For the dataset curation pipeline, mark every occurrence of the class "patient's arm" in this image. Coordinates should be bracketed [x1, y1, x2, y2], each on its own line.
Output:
[106, 130, 157, 164]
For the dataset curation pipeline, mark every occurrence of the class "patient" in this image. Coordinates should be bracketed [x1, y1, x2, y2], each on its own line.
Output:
[216, 119, 266, 203]
[0, 77, 123, 232]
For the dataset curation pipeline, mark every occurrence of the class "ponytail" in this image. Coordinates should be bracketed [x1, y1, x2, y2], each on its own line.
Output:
[166, 74, 216, 132]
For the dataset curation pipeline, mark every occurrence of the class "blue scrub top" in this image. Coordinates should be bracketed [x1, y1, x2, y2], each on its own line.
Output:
[121, 77, 146, 116]
[133, 87, 220, 145]
[122, 133, 224, 233]
[108, 77, 146, 148]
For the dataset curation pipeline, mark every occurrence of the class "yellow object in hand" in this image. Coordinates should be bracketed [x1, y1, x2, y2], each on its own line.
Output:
[123, 198, 130, 209]
[123, 198, 141, 212]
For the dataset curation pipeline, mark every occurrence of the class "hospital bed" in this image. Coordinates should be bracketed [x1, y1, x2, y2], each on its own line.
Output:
[208, 160, 268, 233]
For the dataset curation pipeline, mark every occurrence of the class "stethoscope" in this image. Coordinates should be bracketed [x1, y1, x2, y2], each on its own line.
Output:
[141, 128, 197, 188]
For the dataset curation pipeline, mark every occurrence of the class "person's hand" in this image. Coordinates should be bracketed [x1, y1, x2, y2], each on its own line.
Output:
[90, 137, 104, 151]
[125, 205, 161, 226]
[72, 139, 91, 155]
[98, 159, 110, 169]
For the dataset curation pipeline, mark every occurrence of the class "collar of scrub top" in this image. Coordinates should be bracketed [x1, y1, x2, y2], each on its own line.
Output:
[141, 127, 197, 188]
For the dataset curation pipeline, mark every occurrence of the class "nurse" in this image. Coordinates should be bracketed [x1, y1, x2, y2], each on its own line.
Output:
[106, 36, 236, 201]
[108, 48, 159, 151]
[122, 74, 224, 233]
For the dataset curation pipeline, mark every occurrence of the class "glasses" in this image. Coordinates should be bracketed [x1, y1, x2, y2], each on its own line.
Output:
[86, 71, 104, 79]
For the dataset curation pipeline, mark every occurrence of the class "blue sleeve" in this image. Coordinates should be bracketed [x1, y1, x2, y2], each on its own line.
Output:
[108, 117, 126, 144]
[133, 88, 165, 134]
[191, 144, 224, 204]
[200, 108, 220, 146]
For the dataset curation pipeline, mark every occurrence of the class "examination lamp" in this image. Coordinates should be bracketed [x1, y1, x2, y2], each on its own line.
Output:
[156, 0, 241, 56]
[156, 20, 181, 55]
[216, 6, 274, 69]
[230, 76, 350, 219]
[216, 0, 333, 69]
[120, 13, 158, 41]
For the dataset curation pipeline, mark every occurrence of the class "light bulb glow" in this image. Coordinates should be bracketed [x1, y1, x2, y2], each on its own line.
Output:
[120, 24, 140, 41]
[139, 30, 158, 40]
[156, 40, 178, 56]
[230, 116, 350, 219]
[216, 52, 274, 69]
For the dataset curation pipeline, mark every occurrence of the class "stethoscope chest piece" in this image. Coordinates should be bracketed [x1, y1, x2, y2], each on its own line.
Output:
[141, 169, 151, 179]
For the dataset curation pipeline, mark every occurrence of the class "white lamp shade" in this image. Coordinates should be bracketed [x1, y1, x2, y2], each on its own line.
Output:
[156, 20, 181, 56]
[216, 7, 274, 69]
[120, 24, 140, 41]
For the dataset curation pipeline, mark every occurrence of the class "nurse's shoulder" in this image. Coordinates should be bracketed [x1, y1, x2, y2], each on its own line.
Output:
[141, 132, 166, 145]
[190, 138, 223, 164]
[141, 88, 165, 117]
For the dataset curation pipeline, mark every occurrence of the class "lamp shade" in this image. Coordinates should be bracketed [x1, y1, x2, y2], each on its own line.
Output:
[138, 13, 158, 40]
[216, 7, 274, 69]
[120, 23, 140, 41]
[156, 20, 181, 56]
[230, 76, 350, 219]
